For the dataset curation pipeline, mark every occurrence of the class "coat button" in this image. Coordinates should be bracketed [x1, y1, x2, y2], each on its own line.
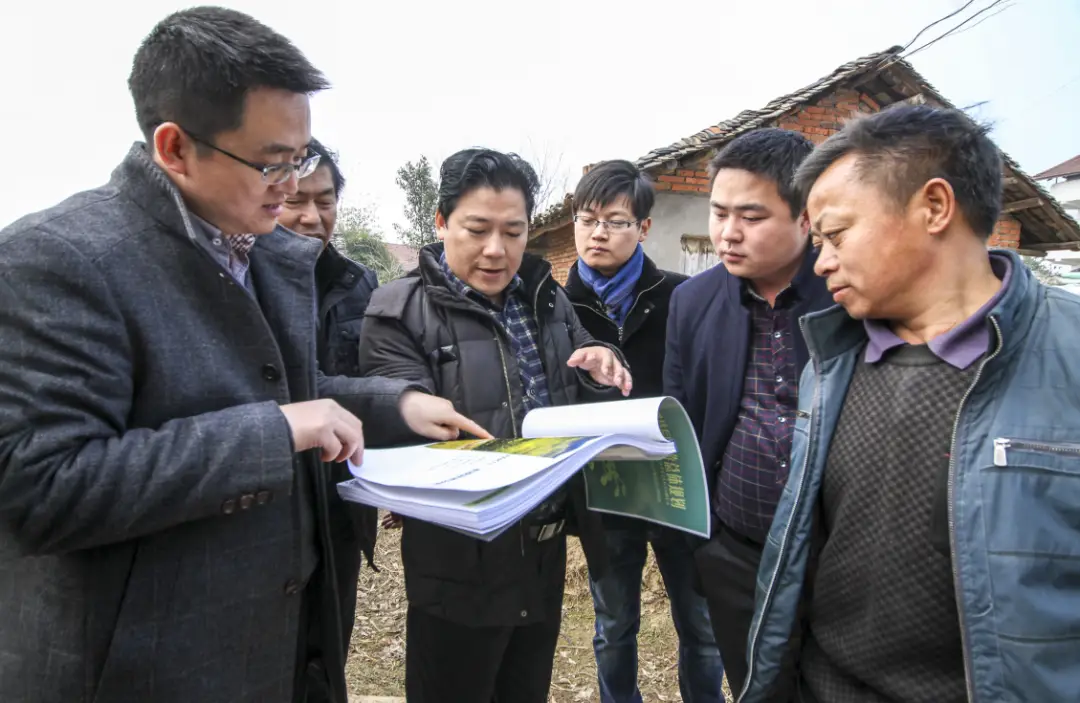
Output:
[262, 364, 281, 381]
[256, 490, 272, 505]
[221, 499, 237, 515]
[239, 493, 254, 510]
[284, 579, 301, 596]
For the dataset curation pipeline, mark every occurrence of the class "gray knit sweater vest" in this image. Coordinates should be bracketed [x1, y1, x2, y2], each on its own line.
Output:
[800, 343, 976, 703]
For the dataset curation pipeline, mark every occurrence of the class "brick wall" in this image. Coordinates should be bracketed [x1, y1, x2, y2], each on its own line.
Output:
[529, 225, 577, 284]
[648, 85, 1021, 250]
[988, 215, 1021, 249]
[535, 83, 1019, 275]
[654, 168, 712, 195]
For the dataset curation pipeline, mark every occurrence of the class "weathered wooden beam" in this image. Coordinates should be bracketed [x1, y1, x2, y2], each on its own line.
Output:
[1041, 205, 1080, 243]
[1003, 197, 1043, 213]
[1014, 248, 1046, 257]
[1003, 176, 1018, 186]
[1024, 241, 1080, 252]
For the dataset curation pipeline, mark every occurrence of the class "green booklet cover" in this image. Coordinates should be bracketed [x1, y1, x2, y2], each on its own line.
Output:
[583, 397, 709, 537]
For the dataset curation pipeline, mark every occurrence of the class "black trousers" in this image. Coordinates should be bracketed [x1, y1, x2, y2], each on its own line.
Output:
[405, 606, 562, 703]
[694, 524, 765, 698]
[695, 524, 803, 701]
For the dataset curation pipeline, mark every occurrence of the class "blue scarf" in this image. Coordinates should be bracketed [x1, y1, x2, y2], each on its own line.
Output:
[577, 245, 645, 326]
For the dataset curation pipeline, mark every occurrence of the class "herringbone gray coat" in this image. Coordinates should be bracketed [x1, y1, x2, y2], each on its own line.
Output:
[0, 145, 416, 703]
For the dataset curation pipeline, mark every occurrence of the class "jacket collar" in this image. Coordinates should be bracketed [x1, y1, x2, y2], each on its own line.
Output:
[113, 142, 200, 245]
[800, 248, 1038, 366]
[565, 254, 665, 305]
[316, 243, 367, 290]
[113, 141, 323, 272]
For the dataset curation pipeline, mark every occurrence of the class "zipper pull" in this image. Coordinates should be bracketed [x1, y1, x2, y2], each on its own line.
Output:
[993, 438, 1009, 467]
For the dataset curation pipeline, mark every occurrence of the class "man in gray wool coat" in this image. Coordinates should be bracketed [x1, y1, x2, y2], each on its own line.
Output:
[0, 7, 486, 703]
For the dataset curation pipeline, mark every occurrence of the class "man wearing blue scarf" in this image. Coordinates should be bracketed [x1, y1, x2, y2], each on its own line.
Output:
[564, 160, 725, 703]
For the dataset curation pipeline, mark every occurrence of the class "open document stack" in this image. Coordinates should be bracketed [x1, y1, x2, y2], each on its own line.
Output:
[337, 396, 710, 540]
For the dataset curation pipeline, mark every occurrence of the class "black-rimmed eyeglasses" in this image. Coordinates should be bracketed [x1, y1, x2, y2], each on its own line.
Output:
[183, 129, 320, 185]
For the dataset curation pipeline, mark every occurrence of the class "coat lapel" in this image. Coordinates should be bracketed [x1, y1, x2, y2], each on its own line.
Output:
[249, 227, 323, 400]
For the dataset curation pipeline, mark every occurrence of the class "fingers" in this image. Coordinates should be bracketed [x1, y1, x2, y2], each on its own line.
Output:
[424, 423, 460, 442]
[453, 413, 493, 439]
[319, 432, 343, 463]
[566, 348, 587, 368]
[313, 403, 364, 463]
[612, 364, 627, 396]
[330, 404, 364, 463]
[601, 351, 614, 381]
[401, 392, 491, 442]
[281, 399, 366, 463]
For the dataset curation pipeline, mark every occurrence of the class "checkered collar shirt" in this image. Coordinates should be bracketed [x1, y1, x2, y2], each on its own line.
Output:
[438, 253, 551, 414]
[190, 214, 256, 287]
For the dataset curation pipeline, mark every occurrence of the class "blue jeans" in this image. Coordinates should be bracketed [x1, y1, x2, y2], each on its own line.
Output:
[589, 526, 726, 703]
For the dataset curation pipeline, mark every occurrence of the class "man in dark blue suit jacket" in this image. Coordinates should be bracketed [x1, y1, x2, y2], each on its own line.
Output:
[663, 128, 834, 698]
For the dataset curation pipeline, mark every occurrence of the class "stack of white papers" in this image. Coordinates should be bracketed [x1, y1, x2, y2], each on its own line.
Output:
[338, 398, 676, 540]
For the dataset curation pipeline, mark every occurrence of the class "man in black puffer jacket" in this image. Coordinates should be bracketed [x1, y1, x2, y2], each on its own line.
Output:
[359, 148, 631, 703]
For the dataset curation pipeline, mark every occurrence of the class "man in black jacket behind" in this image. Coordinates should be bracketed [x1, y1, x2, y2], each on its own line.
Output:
[278, 138, 380, 701]
[564, 160, 726, 703]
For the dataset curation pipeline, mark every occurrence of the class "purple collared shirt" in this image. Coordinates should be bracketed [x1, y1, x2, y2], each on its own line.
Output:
[864, 254, 1012, 368]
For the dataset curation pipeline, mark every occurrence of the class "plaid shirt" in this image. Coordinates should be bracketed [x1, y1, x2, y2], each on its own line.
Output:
[439, 254, 551, 416]
[715, 285, 799, 543]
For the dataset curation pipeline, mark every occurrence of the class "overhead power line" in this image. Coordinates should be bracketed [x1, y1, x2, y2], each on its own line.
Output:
[905, 0, 1014, 59]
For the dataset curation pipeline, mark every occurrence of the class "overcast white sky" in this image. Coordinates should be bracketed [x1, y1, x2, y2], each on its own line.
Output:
[2, 0, 1077, 236]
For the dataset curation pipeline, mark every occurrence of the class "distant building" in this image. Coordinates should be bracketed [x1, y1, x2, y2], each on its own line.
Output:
[529, 46, 1080, 282]
[1034, 154, 1080, 227]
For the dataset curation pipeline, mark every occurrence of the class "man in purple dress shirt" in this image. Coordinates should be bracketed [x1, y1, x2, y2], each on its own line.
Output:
[663, 128, 834, 697]
[740, 104, 1080, 703]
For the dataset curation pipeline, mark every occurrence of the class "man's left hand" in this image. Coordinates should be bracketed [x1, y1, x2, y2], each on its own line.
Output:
[567, 346, 632, 397]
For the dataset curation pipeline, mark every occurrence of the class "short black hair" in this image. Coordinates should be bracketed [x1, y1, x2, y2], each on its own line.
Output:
[438, 148, 540, 221]
[307, 138, 345, 197]
[129, 7, 329, 143]
[708, 128, 815, 218]
[573, 160, 655, 221]
[793, 104, 1003, 238]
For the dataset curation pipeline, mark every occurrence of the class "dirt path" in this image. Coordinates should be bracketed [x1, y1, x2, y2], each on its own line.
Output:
[346, 527, 730, 702]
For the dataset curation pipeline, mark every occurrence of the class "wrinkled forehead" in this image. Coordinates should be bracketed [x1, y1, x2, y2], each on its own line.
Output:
[806, 154, 865, 212]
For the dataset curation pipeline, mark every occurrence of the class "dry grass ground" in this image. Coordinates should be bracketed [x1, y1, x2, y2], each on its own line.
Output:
[346, 525, 730, 702]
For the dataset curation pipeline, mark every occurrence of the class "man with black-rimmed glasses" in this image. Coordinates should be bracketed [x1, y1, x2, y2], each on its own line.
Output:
[0, 8, 482, 703]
